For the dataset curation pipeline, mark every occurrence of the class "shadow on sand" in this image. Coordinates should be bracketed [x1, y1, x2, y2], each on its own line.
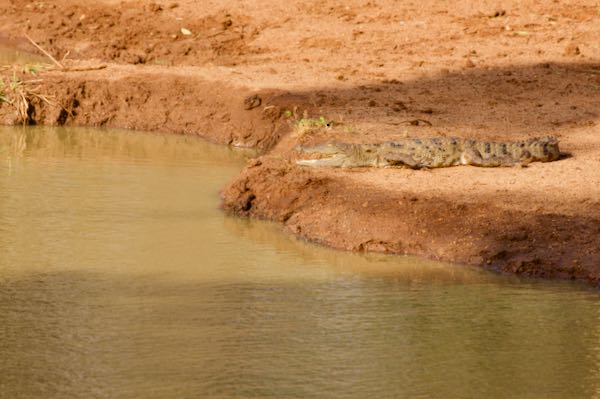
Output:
[268, 61, 600, 141]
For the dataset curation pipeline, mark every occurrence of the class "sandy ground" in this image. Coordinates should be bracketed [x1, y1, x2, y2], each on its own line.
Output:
[1, 0, 599, 284]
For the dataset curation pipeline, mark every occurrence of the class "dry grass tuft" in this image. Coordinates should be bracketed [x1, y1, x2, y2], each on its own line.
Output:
[0, 64, 56, 124]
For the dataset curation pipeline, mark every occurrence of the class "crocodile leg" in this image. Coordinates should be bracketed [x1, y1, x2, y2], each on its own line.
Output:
[382, 152, 423, 169]
[461, 149, 531, 167]
[517, 150, 533, 166]
[460, 148, 484, 166]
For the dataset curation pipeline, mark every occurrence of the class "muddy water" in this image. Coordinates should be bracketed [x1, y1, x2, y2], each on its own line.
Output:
[0, 45, 45, 65]
[0, 126, 599, 399]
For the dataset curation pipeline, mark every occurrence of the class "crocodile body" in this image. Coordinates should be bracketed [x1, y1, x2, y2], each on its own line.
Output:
[296, 137, 560, 168]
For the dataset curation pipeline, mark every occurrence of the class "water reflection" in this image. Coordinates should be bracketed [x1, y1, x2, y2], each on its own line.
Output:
[0, 126, 599, 398]
[221, 215, 495, 284]
[0, 45, 46, 65]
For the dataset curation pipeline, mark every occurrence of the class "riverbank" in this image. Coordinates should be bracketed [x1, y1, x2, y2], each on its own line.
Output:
[1, 0, 599, 285]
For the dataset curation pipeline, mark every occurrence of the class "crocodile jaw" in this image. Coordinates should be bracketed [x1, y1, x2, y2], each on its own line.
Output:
[295, 143, 346, 155]
[296, 143, 358, 167]
[296, 154, 351, 167]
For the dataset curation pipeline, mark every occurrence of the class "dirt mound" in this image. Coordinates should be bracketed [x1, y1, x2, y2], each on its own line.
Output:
[1, 0, 263, 66]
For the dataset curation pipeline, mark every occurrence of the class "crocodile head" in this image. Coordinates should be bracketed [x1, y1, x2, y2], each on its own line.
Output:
[295, 142, 379, 168]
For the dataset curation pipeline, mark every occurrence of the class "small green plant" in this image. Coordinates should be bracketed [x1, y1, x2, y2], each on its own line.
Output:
[293, 116, 334, 137]
[0, 63, 48, 76]
[22, 63, 45, 76]
[296, 116, 333, 128]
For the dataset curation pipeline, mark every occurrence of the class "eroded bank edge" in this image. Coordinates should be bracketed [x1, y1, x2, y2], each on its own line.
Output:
[220, 158, 600, 286]
[0, 67, 307, 150]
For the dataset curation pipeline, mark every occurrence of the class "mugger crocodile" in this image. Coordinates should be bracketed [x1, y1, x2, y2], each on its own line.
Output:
[296, 137, 561, 168]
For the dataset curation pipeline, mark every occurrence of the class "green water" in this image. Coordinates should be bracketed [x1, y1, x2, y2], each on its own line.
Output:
[0, 126, 598, 399]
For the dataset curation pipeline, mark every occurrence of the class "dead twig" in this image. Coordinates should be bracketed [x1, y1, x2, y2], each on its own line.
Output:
[399, 118, 433, 126]
[63, 64, 108, 72]
[24, 33, 64, 69]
